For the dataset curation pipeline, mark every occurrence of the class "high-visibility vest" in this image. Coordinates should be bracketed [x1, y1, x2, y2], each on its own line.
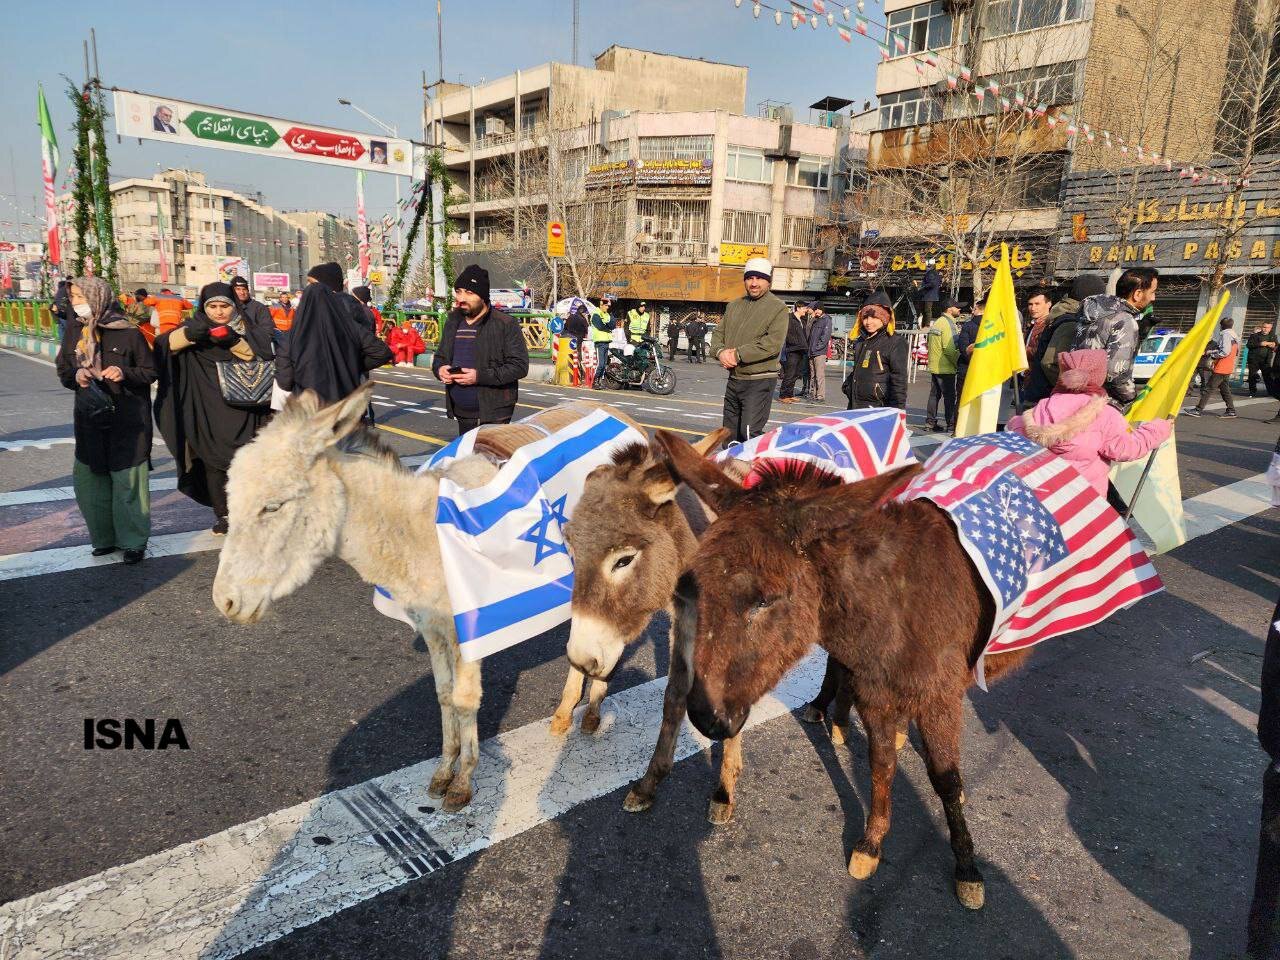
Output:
[589, 310, 613, 343]
[628, 309, 649, 340]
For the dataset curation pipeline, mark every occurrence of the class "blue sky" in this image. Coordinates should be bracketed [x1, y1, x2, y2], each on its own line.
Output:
[0, 0, 878, 242]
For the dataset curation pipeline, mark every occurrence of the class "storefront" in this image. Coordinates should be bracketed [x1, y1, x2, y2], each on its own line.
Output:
[1057, 160, 1280, 331]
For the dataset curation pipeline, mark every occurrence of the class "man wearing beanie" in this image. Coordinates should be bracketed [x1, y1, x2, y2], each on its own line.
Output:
[711, 257, 789, 441]
[230, 276, 274, 334]
[433, 264, 529, 435]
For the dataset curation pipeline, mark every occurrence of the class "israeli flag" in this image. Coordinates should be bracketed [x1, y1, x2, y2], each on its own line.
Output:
[374, 409, 645, 661]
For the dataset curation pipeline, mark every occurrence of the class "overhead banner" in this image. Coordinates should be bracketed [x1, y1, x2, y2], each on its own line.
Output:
[112, 89, 418, 177]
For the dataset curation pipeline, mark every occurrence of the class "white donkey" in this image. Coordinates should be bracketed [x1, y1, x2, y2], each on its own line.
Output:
[212, 383, 498, 812]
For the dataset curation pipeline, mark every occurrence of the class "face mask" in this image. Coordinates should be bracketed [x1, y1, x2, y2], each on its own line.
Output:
[73, 303, 93, 318]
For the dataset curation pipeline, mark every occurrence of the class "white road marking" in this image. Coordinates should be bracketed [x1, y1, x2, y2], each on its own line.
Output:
[371, 401, 397, 408]
[0, 347, 55, 367]
[1180, 473, 1276, 541]
[0, 527, 221, 581]
[0, 436, 76, 452]
[0, 477, 180, 508]
[0, 653, 828, 960]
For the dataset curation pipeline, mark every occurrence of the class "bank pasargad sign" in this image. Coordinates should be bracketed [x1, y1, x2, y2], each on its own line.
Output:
[113, 90, 418, 177]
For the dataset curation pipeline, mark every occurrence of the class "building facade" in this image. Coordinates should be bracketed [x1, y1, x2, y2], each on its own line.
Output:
[855, 0, 1241, 304]
[429, 46, 861, 320]
[281, 210, 360, 282]
[57, 169, 309, 298]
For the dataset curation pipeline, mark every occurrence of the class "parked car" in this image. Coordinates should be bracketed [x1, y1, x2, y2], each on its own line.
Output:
[1133, 329, 1185, 382]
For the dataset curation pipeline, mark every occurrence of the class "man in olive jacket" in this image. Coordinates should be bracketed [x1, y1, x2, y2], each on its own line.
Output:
[433, 264, 530, 435]
[711, 257, 789, 441]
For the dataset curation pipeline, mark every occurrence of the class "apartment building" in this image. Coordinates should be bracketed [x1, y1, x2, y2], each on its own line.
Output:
[429, 46, 861, 319]
[281, 210, 360, 278]
[859, 0, 1238, 306]
[57, 169, 308, 297]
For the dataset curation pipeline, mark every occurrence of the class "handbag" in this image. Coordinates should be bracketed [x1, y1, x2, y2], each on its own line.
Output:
[74, 378, 116, 426]
[215, 358, 276, 409]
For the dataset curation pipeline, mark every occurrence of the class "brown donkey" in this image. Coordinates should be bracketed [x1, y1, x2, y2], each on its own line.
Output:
[559, 431, 853, 825]
[653, 430, 1031, 910]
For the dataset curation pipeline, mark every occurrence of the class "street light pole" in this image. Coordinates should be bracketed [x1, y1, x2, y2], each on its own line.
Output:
[338, 99, 403, 275]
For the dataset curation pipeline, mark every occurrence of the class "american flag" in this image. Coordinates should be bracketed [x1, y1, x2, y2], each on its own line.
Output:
[719, 409, 915, 485]
[899, 433, 1163, 682]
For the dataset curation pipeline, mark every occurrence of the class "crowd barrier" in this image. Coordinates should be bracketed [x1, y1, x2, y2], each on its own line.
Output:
[0, 300, 57, 339]
[388, 308, 553, 359]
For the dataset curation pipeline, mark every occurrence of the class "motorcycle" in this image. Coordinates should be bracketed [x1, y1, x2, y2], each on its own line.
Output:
[595, 335, 677, 395]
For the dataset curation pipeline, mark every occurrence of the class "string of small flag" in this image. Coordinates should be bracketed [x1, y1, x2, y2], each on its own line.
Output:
[729, 0, 1248, 188]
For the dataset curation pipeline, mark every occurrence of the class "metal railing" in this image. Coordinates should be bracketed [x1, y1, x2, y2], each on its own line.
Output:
[0, 300, 57, 339]
[387, 308, 553, 358]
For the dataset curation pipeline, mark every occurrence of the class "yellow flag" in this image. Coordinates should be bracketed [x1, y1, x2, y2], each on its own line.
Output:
[1126, 290, 1230, 423]
[954, 244, 1027, 436]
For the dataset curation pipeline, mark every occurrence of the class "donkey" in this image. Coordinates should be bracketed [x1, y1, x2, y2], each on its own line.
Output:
[212, 383, 507, 812]
[558, 433, 855, 825]
[652, 430, 1032, 911]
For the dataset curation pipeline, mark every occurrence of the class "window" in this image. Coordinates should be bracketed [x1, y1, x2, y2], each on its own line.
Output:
[983, 0, 1084, 36]
[726, 145, 775, 183]
[781, 216, 816, 250]
[639, 135, 713, 163]
[886, 1, 953, 56]
[789, 156, 832, 190]
[722, 210, 770, 245]
[879, 89, 945, 129]
[970, 61, 1080, 117]
[635, 199, 709, 262]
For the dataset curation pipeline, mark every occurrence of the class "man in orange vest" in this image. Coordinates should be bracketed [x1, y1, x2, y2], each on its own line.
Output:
[269, 290, 296, 332]
[1187, 315, 1240, 418]
[144, 287, 193, 336]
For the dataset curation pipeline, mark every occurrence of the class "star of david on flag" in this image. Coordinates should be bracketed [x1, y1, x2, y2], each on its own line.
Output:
[373, 408, 645, 661]
[898, 432, 1163, 686]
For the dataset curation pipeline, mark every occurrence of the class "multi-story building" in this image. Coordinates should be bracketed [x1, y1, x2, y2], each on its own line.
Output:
[428, 46, 859, 321]
[281, 210, 360, 280]
[857, 0, 1239, 312]
[57, 168, 308, 298]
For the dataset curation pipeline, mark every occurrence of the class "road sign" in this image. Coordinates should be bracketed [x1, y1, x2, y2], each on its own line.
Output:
[862, 229, 880, 240]
[367, 269, 385, 285]
[0, 241, 15, 252]
[547, 222, 566, 259]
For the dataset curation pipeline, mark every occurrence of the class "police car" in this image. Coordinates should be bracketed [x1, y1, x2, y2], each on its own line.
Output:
[1133, 329, 1185, 382]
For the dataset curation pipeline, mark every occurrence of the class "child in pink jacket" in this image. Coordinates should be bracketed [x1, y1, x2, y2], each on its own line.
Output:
[1008, 349, 1172, 496]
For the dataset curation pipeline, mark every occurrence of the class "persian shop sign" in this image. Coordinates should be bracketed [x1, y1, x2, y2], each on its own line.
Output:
[585, 158, 713, 189]
[113, 89, 418, 177]
[719, 242, 769, 266]
[1069, 236, 1280, 271]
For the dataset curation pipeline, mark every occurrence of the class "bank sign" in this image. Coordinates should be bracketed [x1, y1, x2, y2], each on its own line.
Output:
[1057, 161, 1280, 275]
[113, 90, 422, 178]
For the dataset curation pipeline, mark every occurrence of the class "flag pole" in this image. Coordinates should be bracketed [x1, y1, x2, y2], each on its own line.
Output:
[1123, 446, 1161, 520]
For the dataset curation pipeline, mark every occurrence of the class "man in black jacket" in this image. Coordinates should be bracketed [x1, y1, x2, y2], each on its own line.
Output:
[230, 276, 275, 334]
[433, 264, 529, 435]
[842, 292, 908, 410]
[779, 303, 810, 403]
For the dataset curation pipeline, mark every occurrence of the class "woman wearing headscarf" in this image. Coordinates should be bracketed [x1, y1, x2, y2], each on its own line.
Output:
[274, 263, 391, 405]
[55, 276, 156, 564]
[154, 281, 275, 535]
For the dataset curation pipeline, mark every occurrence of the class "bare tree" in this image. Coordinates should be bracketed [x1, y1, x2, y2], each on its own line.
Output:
[470, 111, 629, 305]
[863, 5, 1084, 298]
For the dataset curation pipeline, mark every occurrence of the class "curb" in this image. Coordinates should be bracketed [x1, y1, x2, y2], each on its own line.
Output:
[1, 332, 59, 360]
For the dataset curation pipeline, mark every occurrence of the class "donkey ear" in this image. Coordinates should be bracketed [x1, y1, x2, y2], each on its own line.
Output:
[689, 427, 731, 458]
[639, 461, 678, 516]
[653, 429, 742, 513]
[310, 381, 375, 447]
[822, 462, 924, 514]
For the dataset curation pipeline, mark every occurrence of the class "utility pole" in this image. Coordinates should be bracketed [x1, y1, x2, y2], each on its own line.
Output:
[437, 0, 445, 84]
[572, 0, 580, 65]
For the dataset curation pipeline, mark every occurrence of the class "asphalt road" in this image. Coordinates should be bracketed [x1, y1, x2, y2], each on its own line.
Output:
[0, 345, 1276, 960]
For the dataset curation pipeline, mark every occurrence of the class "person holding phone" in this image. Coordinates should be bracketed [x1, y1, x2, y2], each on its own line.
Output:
[432, 264, 529, 436]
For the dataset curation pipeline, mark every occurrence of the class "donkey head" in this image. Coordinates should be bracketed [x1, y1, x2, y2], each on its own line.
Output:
[212, 382, 375, 624]
[654, 430, 922, 740]
[562, 428, 728, 680]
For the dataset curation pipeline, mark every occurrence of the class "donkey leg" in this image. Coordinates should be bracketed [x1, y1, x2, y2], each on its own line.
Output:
[801, 655, 846, 725]
[580, 677, 609, 734]
[551, 667, 586, 736]
[707, 733, 743, 825]
[829, 672, 856, 746]
[625, 614, 694, 813]
[444, 654, 483, 813]
[849, 709, 900, 881]
[421, 628, 459, 800]
[916, 700, 984, 910]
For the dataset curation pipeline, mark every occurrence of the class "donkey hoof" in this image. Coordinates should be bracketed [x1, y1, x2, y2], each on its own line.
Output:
[830, 723, 850, 746]
[707, 800, 735, 826]
[580, 711, 601, 735]
[623, 789, 654, 814]
[894, 729, 909, 753]
[549, 713, 573, 736]
[848, 850, 881, 880]
[442, 783, 473, 813]
[799, 705, 825, 724]
[955, 879, 985, 910]
[427, 769, 454, 799]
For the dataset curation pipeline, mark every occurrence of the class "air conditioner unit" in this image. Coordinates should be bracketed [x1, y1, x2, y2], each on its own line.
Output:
[484, 117, 507, 137]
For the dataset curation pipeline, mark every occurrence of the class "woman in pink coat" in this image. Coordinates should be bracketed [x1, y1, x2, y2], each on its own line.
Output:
[1008, 348, 1172, 496]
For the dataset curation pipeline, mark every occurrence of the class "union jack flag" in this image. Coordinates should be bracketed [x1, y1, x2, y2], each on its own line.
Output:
[898, 433, 1163, 682]
[719, 409, 915, 485]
